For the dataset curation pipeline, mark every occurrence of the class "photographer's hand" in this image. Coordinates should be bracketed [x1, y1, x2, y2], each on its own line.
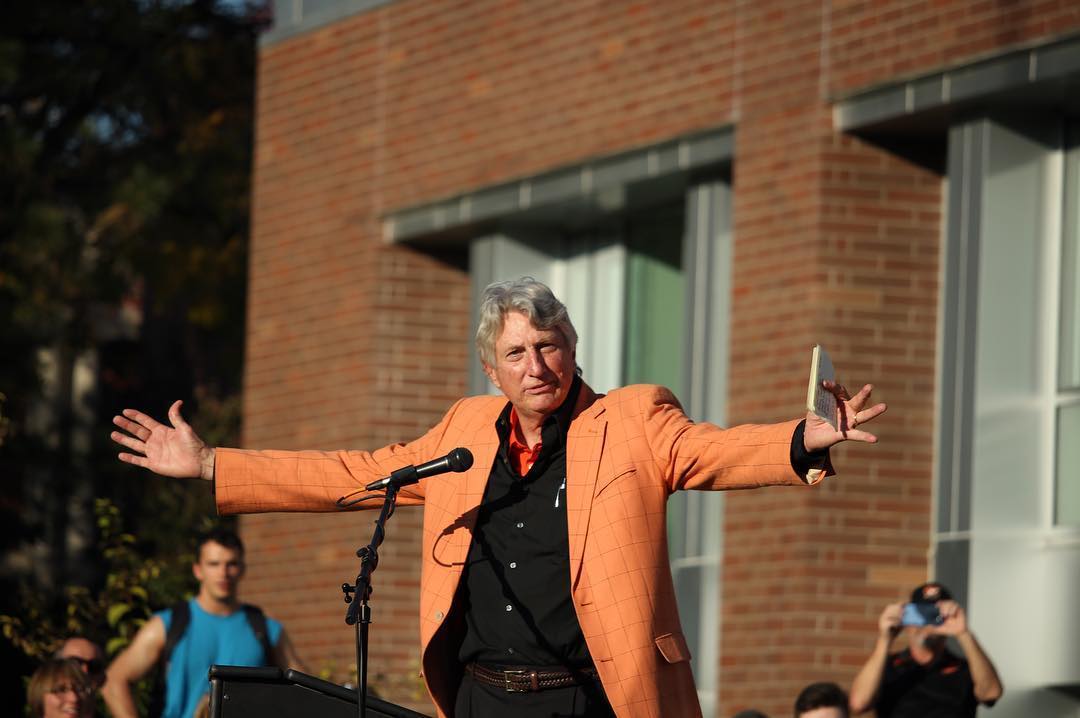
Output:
[879, 602, 903, 640]
[850, 602, 904, 714]
[932, 599, 968, 637]
[931, 600, 1003, 704]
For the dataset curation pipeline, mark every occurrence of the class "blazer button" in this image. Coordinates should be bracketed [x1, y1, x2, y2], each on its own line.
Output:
[435, 611, 443, 620]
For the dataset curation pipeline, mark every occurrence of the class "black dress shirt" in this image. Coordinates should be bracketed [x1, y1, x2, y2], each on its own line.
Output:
[878, 649, 979, 718]
[450, 378, 826, 716]
[457, 375, 590, 667]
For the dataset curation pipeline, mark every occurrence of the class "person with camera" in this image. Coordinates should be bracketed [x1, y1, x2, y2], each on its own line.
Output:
[848, 582, 1003, 717]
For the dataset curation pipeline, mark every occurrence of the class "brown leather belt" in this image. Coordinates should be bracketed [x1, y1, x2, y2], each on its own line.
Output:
[466, 662, 600, 693]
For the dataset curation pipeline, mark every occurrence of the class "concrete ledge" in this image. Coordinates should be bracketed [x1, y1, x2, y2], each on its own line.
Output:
[835, 34, 1080, 132]
[385, 128, 733, 243]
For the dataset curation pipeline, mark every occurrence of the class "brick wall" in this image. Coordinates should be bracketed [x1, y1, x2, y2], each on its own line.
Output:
[719, 2, 950, 710]
[240, 1, 1080, 715]
[827, 0, 1080, 95]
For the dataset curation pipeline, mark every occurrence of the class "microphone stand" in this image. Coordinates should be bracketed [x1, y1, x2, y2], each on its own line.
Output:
[342, 465, 417, 718]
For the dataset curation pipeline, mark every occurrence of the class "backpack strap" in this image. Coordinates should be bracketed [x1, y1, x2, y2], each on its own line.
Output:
[241, 603, 275, 666]
[149, 600, 191, 718]
[161, 599, 191, 667]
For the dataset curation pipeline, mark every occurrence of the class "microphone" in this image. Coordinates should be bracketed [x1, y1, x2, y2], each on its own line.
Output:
[364, 447, 474, 491]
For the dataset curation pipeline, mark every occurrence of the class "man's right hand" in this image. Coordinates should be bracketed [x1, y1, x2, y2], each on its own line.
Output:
[111, 400, 215, 480]
[878, 602, 903, 640]
[851, 601, 905, 714]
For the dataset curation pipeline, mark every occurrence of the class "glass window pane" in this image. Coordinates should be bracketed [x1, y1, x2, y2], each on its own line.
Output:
[623, 202, 685, 388]
[1056, 402, 1080, 525]
[969, 120, 1053, 530]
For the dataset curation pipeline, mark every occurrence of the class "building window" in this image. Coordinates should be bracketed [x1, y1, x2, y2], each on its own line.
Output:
[939, 116, 1080, 537]
[941, 114, 1080, 695]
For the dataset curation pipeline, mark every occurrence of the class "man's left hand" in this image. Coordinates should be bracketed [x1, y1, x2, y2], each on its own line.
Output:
[932, 599, 969, 637]
[803, 381, 887, 452]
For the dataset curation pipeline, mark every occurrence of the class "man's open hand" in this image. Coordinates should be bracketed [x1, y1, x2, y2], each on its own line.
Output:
[111, 400, 214, 480]
[803, 381, 887, 452]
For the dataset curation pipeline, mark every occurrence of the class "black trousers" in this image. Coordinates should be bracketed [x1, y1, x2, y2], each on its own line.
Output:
[453, 669, 616, 718]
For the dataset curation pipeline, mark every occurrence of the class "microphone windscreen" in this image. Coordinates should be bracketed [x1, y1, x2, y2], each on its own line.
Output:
[447, 447, 474, 472]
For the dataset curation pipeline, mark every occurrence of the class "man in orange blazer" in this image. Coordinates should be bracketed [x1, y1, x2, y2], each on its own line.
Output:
[111, 278, 886, 718]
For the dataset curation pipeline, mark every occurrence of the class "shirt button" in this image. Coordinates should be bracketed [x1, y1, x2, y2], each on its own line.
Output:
[509, 562, 517, 569]
[505, 604, 513, 612]
[516, 522, 524, 529]
[507, 648, 515, 655]
[435, 611, 443, 620]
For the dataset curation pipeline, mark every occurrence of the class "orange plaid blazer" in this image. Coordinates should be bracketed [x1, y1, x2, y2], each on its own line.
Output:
[215, 384, 826, 718]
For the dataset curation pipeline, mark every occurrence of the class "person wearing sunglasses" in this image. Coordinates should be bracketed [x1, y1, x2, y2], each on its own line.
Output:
[55, 637, 107, 691]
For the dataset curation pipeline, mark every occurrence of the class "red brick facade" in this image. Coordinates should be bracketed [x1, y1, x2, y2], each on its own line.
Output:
[239, 2, 1080, 715]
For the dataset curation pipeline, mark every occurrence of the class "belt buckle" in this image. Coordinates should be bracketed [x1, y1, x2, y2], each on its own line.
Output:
[502, 669, 528, 692]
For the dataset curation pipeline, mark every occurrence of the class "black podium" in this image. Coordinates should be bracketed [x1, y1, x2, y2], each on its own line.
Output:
[208, 665, 429, 718]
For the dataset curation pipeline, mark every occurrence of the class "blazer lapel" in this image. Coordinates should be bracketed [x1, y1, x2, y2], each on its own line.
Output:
[566, 392, 606, 589]
[435, 400, 502, 568]
[463, 425, 497, 513]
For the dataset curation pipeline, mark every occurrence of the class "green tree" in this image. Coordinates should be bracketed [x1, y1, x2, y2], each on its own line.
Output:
[0, 0, 260, 703]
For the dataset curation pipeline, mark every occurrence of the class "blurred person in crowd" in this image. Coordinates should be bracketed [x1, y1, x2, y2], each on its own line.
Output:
[111, 277, 887, 718]
[849, 582, 1003, 717]
[27, 658, 95, 718]
[794, 681, 848, 718]
[55, 636, 107, 691]
[103, 528, 303, 718]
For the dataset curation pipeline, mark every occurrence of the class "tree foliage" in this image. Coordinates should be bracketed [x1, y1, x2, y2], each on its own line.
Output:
[0, 499, 198, 659]
[0, 0, 261, 702]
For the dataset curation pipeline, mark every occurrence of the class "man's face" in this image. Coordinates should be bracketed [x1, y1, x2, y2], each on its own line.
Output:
[483, 311, 576, 423]
[192, 540, 244, 602]
[906, 624, 946, 653]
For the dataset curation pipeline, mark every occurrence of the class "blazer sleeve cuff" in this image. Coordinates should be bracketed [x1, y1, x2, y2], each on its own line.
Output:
[790, 420, 835, 485]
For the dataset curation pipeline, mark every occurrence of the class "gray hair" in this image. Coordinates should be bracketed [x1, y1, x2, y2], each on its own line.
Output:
[476, 277, 578, 367]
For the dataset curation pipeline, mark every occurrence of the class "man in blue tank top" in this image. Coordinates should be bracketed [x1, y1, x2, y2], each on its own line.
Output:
[103, 529, 303, 718]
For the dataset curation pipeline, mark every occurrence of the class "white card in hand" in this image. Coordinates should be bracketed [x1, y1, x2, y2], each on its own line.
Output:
[806, 344, 837, 430]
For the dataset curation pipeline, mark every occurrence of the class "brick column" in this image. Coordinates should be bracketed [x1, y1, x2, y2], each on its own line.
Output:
[719, 2, 941, 714]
